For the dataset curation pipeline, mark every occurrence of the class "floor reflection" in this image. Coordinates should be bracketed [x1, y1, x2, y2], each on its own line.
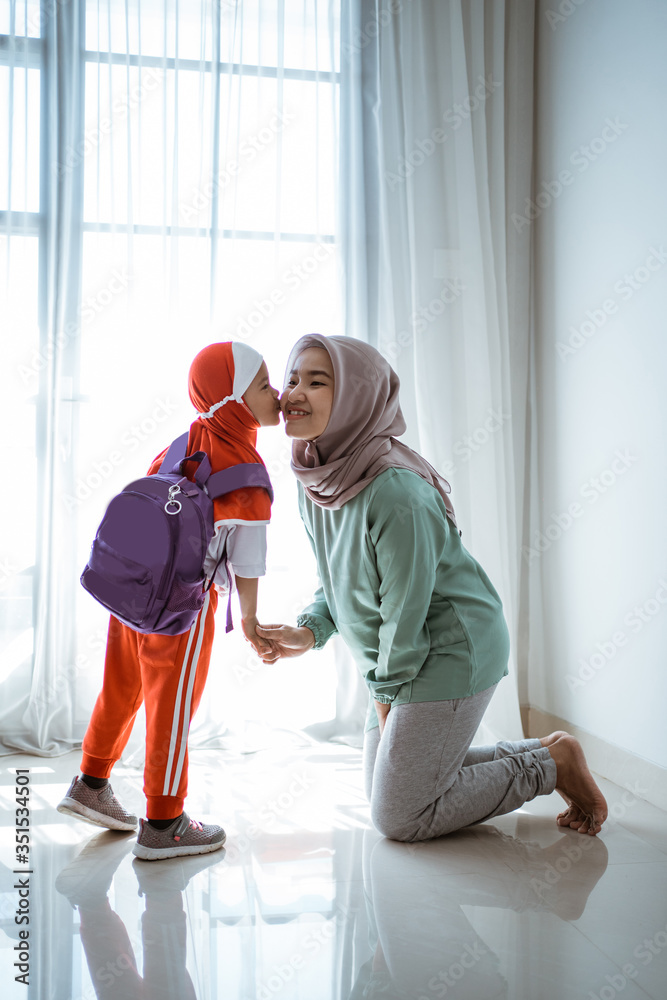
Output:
[1, 746, 664, 1000]
[56, 830, 220, 999]
[52, 818, 611, 1000]
[352, 825, 609, 999]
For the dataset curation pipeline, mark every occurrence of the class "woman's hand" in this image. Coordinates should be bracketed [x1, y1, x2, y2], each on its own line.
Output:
[254, 624, 315, 662]
[375, 701, 391, 735]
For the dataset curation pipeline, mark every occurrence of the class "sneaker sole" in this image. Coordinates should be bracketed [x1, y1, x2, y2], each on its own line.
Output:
[57, 797, 137, 832]
[132, 833, 226, 862]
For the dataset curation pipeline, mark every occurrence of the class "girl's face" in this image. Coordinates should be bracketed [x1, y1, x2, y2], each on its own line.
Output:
[281, 347, 335, 440]
[243, 361, 282, 426]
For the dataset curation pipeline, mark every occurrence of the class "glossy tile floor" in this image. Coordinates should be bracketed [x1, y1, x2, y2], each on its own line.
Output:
[1, 743, 666, 1000]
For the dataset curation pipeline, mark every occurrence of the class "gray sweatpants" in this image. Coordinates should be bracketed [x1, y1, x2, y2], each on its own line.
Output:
[363, 684, 558, 841]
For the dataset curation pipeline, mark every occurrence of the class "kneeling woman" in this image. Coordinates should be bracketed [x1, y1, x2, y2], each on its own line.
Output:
[258, 335, 607, 841]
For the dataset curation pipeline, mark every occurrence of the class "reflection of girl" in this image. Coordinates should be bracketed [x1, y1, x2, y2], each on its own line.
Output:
[258, 335, 608, 841]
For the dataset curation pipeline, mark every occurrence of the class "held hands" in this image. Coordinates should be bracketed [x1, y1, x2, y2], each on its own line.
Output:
[254, 624, 315, 663]
[241, 616, 273, 657]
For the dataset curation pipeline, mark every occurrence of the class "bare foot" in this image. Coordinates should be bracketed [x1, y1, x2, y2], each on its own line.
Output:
[538, 732, 585, 828]
[547, 735, 608, 835]
[539, 730, 570, 748]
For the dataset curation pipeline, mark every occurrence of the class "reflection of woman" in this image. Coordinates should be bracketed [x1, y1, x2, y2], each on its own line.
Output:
[258, 335, 608, 840]
[352, 825, 608, 999]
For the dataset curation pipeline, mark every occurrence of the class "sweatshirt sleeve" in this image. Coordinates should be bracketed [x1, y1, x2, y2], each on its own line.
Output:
[366, 474, 449, 703]
[204, 522, 267, 586]
[297, 583, 339, 650]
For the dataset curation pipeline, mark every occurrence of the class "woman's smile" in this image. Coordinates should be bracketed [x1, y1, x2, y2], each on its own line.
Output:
[280, 346, 334, 439]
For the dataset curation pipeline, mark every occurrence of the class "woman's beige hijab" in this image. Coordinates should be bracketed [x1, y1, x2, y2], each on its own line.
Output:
[285, 334, 459, 530]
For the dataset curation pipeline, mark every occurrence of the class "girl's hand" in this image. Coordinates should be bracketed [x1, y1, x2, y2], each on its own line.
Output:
[254, 624, 315, 662]
[241, 616, 272, 656]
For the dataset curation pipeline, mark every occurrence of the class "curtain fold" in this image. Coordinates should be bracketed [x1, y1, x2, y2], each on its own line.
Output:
[5, 1, 87, 753]
[338, 0, 537, 740]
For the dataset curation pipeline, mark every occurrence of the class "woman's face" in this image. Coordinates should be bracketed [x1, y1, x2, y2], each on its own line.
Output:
[281, 346, 335, 440]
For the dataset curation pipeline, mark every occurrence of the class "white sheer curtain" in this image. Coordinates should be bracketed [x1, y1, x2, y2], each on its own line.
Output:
[1, 0, 538, 759]
[1, 0, 85, 753]
[1, 0, 343, 756]
[339, 0, 537, 740]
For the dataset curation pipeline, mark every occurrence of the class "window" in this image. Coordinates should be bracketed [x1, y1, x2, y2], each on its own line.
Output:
[1, 1, 342, 736]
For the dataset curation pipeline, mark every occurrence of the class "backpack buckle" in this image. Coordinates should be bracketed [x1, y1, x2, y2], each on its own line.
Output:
[165, 484, 182, 515]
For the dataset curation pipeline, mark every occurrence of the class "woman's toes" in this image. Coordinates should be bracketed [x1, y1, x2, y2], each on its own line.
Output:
[556, 800, 589, 831]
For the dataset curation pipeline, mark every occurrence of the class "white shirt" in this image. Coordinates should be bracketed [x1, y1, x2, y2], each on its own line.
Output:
[203, 520, 268, 590]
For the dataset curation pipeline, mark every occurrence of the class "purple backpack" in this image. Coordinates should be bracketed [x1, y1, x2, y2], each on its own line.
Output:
[80, 431, 273, 636]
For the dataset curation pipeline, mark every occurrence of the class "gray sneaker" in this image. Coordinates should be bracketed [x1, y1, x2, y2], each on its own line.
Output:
[57, 775, 138, 832]
[132, 813, 226, 861]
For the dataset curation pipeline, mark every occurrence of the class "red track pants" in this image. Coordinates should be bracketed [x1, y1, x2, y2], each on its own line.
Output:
[81, 588, 218, 819]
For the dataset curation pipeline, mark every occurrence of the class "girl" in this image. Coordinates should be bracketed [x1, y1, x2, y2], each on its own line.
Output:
[257, 334, 608, 841]
[58, 342, 281, 860]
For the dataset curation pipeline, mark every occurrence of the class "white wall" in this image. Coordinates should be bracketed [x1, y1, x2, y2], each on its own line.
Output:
[531, 0, 667, 767]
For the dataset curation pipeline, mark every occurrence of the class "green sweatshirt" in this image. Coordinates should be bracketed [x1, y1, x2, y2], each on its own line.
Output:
[296, 468, 509, 731]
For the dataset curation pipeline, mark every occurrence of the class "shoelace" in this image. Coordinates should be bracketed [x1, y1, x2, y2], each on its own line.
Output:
[174, 817, 204, 842]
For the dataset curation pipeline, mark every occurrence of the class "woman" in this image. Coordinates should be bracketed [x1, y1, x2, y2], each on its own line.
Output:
[257, 334, 608, 841]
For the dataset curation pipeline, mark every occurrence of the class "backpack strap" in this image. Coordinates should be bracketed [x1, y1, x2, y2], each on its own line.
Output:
[207, 463, 274, 504]
[158, 432, 189, 473]
[205, 536, 235, 633]
[159, 436, 271, 500]
[158, 433, 213, 485]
